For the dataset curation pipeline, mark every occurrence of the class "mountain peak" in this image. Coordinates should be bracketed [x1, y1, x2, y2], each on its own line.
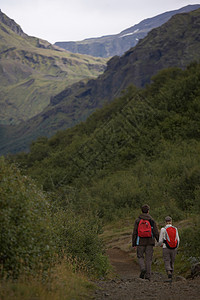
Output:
[55, 4, 200, 58]
[0, 9, 26, 37]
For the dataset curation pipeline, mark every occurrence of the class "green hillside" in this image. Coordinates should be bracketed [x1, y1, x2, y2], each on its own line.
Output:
[2, 8, 200, 155]
[13, 61, 200, 221]
[0, 10, 107, 125]
[1, 7, 200, 297]
[2, 61, 200, 296]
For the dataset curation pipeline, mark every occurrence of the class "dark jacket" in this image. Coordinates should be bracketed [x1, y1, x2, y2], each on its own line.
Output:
[132, 213, 159, 247]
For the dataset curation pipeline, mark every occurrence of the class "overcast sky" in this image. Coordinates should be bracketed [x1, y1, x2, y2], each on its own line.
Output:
[1, 1, 199, 44]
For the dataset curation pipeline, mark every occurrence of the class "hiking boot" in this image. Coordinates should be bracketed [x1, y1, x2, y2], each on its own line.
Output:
[140, 269, 146, 279]
[167, 271, 172, 279]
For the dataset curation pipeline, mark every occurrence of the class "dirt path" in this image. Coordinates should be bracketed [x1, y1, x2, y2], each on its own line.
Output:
[93, 246, 200, 300]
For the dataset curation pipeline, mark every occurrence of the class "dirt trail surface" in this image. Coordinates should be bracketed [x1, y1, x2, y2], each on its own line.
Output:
[93, 241, 200, 300]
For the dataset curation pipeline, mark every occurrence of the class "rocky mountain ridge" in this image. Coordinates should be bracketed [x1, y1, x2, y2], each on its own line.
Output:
[55, 4, 200, 57]
[1, 8, 200, 155]
[0, 9, 26, 37]
[0, 10, 107, 125]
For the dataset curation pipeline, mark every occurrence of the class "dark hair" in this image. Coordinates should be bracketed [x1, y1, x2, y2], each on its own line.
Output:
[141, 204, 150, 213]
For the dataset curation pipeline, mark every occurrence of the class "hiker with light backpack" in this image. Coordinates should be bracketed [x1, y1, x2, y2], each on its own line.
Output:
[132, 204, 159, 281]
[158, 216, 180, 280]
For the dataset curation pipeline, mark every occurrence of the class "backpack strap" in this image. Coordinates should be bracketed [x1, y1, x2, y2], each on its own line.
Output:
[149, 219, 154, 238]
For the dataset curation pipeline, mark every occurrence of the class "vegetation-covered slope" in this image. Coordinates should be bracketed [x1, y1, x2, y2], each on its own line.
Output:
[2, 6, 200, 297]
[55, 4, 200, 58]
[13, 61, 200, 222]
[0, 10, 107, 125]
[3, 61, 200, 295]
[0, 157, 109, 279]
[2, 8, 200, 155]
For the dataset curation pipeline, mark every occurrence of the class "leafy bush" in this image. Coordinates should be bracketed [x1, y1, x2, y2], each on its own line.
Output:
[0, 158, 110, 279]
[51, 209, 109, 277]
[0, 157, 54, 278]
[180, 216, 200, 261]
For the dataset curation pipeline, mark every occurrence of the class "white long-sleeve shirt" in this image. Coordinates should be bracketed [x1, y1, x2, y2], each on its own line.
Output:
[158, 224, 180, 248]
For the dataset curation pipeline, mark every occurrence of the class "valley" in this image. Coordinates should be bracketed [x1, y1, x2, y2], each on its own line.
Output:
[2, 7, 200, 154]
[1, 5, 200, 300]
[0, 9, 107, 125]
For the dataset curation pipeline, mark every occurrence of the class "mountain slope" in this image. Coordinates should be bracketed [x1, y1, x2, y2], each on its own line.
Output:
[54, 4, 200, 58]
[12, 61, 200, 221]
[0, 10, 107, 125]
[2, 7, 200, 155]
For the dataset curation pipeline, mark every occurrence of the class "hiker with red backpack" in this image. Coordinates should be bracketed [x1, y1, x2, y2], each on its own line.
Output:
[132, 204, 159, 281]
[158, 216, 180, 280]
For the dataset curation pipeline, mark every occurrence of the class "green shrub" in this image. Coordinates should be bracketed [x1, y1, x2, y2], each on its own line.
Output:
[0, 158, 110, 279]
[180, 216, 200, 261]
[51, 209, 109, 277]
[0, 157, 54, 278]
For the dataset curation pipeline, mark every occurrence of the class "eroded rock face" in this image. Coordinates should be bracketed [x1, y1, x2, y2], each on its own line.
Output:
[0, 9, 26, 37]
[55, 5, 200, 58]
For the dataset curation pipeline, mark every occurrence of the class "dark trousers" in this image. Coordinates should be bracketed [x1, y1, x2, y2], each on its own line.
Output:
[137, 245, 153, 279]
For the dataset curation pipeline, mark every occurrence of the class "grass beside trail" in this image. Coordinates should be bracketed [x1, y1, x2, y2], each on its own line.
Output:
[0, 216, 196, 299]
[0, 260, 95, 300]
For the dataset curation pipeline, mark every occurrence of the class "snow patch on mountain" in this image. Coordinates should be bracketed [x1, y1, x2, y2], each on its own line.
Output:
[119, 29, 139, 38]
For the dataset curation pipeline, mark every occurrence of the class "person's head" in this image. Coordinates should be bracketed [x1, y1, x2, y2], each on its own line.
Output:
[141, 204, 150, 214]
[165, 216, 172, 224]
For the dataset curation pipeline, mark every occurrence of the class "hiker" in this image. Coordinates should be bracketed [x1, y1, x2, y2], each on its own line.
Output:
[158, 216, 180, 280]
[132, 204, 159, 281]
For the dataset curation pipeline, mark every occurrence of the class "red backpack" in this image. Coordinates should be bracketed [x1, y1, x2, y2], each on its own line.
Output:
[164, 226, 178, 249]
[138, 219, 152, 238]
